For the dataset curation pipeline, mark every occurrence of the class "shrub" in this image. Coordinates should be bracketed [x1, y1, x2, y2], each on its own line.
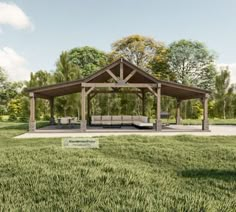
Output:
[19, 116, 28, 122]
[8, 114, 18, 121]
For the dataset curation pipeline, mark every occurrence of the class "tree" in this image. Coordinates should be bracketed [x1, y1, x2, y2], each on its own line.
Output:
[54, 51, 82, 117]
[0, 67, 9, 107]
[26, 70, 54, 120]
[168, 40, 216, 90]
[215, 67, 235, 119]
[149, 47, 175, 81]
[0, 67, 24, 118]
[111, 35, 164, 71]
[7, 98, 21, 121]
[68, 46, 108, 77]
[54, 51, 81, 82]
[28, 70, 53, 87]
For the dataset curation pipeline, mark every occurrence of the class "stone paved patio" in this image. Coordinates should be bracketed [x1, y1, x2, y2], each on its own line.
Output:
[15, 125, 236, 138]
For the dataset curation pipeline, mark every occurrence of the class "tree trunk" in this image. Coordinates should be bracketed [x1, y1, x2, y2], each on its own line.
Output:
[223, 100, 226, 119]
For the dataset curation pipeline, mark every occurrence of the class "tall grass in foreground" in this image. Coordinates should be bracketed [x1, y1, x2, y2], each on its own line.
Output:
[0, 122, 236, 210]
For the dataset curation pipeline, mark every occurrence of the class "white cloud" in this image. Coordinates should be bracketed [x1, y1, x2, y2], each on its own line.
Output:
[0, 2, 33, 30]
[217, 64, 236, 84]
[0, 47, 31, 81]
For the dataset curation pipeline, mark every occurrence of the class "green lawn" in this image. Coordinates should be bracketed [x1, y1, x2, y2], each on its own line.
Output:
[0, 122, 236, 211]
[180, 118, 236, 125]
[163, 118, 236, 125]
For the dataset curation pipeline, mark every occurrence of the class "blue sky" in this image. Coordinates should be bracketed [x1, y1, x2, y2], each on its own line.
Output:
[0, 0, 236, 82]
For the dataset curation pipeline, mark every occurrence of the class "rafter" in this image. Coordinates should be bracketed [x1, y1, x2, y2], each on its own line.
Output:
[124, 70, 136, 82]
[120, 62, 124, 80]
[106, 69, 119, 82]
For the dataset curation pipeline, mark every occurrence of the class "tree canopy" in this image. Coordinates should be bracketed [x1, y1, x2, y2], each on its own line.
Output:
[168, 40, 216, 90]
[111, 35, 165, 71]
[68, 46, 108, 77]
[54, 51, 81, 82]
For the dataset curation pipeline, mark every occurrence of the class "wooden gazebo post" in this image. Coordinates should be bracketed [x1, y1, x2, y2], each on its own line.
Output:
[81, 87, 87, 132]
[49, 97, 55, 125]
[29, 92, 36, 132]
[156, 83, 162, 131]
[87, 94, 90, 125]
[176, 99, 181, 125]
[142, 89, 145, 116]
[202, 94, 209, 131]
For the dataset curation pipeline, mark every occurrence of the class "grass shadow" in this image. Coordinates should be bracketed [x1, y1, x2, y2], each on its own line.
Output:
[1, 123, 28, 130]
[180, 169, 236, 181]
[0, 121, 49, 130]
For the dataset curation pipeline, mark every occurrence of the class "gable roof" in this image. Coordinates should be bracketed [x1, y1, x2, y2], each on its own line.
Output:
[27, 58, 210, 100]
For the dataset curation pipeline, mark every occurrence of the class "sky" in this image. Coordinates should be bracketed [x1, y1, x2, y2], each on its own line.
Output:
[0, 0, 236, 82]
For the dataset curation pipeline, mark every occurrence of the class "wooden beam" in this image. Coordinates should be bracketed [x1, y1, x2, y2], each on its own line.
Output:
[142, 89, 145, 116]
[147, 86, 158, 97]
[106, 69, 119, 82]
[82, 83, 157, 88]
[91, 90, 142, 94]
[34, 93, 52, 99]
[124, 70, 136, 82]
[120, 62, 124, 80]
[86, 86, 95, 96]
[87, 94, 90, 124]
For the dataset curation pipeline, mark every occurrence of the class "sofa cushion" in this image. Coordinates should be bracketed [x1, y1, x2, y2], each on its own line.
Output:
[132, 116, 140, 121]
[122, 115, 132, 125]
[92, 121, 101, 125]
[102, 116, 111, 121]
[112, 116, 122, 121]
[93, 115, 101, 121]
[140, 116, 148, 123]
[111, 116, 122, 125]
[122, 115, 132, 121]
[91, 116, 101, 125]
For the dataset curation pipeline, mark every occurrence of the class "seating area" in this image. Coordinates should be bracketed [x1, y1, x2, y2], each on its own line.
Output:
[91, 115, 153, 128]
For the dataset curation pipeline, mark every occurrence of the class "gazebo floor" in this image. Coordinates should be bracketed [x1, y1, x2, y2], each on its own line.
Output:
[34, 124, 203, 133]
[15, 125, 236, 138]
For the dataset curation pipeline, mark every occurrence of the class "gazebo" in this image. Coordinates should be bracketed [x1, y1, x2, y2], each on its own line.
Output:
[27, 58, 210, 132]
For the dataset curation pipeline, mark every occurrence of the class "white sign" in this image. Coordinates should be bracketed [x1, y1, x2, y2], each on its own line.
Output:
[62, 138, 99, 148]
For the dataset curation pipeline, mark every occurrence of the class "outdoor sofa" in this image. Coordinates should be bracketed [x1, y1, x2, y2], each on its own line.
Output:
[91, 115, 153, 128]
